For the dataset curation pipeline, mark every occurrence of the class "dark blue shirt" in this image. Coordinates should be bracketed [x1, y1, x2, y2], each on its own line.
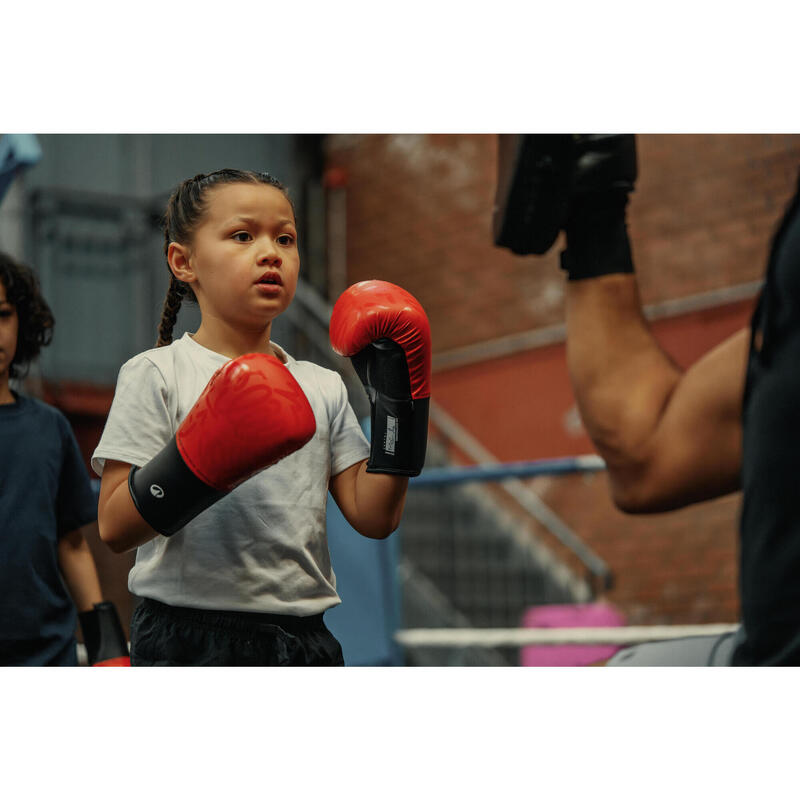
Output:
[0, 392, 97, 665]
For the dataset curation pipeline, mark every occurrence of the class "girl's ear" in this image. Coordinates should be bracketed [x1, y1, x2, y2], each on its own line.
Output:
[167, 242, 197, 285]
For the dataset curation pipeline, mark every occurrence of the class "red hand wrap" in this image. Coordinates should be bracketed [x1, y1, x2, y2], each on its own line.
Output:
[93, 656, 131, 667]
[176, 353, 316, 492]
[329, 280, 431, 399]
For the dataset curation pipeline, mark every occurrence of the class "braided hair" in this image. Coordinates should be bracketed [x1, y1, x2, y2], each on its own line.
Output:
[156, 169, 293, 347]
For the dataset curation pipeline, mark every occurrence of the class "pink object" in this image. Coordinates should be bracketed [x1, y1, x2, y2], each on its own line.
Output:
[520, 603, 626, 666]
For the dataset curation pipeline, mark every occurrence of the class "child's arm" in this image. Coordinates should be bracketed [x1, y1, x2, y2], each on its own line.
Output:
[98, 460, 160, 553]
[326, 281, 431, 538]
[330, 461, 408, 539]
[59, 522, 131, 665]
[98, 354, 316, 551]
[57, 524, 103, 611]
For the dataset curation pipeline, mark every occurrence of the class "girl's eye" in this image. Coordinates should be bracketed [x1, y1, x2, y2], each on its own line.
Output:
[0, 309, 13, 319]
[278, 234, 295, 246]
[232, 231, 252, 242]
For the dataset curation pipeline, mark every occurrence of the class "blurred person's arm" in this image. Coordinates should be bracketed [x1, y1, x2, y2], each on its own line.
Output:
[98, 460, 159, 553]
[566, 273, 748, 513]
[495, 135, 748, 513]
[57, 523, 104, 611]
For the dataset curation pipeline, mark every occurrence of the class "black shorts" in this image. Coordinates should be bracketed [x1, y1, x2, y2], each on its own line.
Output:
[130, 598, 344, 667]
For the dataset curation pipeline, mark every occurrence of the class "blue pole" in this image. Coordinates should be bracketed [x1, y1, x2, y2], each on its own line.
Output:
[410, 455, 606, 487]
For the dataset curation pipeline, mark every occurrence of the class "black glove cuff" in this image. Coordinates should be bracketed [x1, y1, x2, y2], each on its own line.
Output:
[129, 436, 226, 536]
[366, 395, 429, 477]
[78, 602, 128, 665]
[351, 339, 429, 476]
[560, 192, 635, 280]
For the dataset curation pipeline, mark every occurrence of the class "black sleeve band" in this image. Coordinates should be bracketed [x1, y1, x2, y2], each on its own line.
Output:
[128, 436, 227, 537]
[560, 191, 635, 280]
[351, 340, 429, 476]
[366, 395, 430, 477]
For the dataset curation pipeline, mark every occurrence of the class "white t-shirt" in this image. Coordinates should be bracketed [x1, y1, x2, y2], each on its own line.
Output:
[92, 333, 369, 616]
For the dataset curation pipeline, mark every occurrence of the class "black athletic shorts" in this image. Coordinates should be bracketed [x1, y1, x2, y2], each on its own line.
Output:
[130, 598, 344, 667]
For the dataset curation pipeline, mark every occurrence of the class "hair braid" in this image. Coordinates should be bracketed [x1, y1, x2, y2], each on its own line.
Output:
[156, 275, 188, 347]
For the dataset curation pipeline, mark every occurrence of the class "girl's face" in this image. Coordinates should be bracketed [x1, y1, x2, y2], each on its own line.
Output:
[0, 281, 19, 381]
[172, 182, 300, 331]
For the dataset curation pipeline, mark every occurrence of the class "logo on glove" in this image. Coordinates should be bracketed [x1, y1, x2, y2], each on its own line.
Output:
[384, 415, 398, 455]
[150, 484, 165, 499]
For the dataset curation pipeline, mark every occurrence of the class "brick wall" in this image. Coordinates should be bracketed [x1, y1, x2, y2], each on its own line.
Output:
[324, 133, 800, 626]
[633, 134, 800, 300]
[326, 134, 800, 352]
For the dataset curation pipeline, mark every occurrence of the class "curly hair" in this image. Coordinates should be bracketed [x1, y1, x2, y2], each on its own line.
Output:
[156, 168, 294, 347]
[0, 252, 54, 379]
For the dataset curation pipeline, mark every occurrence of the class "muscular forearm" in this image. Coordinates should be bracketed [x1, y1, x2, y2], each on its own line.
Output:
[496, 134, 745, 512]
[565, 274, 682, 465]
[565, 275, 746, 512]
[58, 526, 104, 612]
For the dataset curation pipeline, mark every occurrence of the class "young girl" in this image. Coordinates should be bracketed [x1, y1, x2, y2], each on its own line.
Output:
[92, 169, 431, 666]
[0, 252, 128, 666]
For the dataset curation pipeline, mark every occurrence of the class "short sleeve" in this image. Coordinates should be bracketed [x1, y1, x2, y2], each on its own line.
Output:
[55, 414, 97, 536]
[329, 376, 370, 477]
[91, 356, 174, 476]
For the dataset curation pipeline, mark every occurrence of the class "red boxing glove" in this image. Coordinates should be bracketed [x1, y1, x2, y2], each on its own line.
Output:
[129, 353, 316, 535]
[330, 280, 431, 476]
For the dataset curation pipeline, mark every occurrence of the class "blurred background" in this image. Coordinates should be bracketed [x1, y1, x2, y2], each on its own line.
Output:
[3, 133, 800, 666]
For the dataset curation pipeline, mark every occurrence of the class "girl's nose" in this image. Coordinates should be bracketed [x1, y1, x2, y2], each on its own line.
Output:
[257, 241, 281, 266]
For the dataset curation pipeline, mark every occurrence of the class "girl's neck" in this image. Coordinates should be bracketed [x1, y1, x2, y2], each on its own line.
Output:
[191, 318, 283, 362]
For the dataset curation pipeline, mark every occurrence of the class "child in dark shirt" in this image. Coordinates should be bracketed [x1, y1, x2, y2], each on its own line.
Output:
[0, 251, 128, 666]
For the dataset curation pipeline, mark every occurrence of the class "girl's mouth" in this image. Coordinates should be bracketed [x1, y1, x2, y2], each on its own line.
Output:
[256, 272, 283, 286]
[255, 282, 282, 297]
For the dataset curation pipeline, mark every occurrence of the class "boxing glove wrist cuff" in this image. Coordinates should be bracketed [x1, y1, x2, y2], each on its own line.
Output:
[560, 193, 635, 281]
[78, 602, 130, 666]
[128, 437, 226, 537]
[366, 396, 429, 477]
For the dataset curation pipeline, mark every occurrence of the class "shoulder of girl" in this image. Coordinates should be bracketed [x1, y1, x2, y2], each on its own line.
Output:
[118, 348, 173, 387]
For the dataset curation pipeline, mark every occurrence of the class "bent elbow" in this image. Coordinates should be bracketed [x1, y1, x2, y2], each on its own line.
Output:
[609, 473, 680, 515]
[105, 538, 131, 555]
[98, 517, 132, 554]
[611, 487, 652, 515]
[98, 529, 123, 554]
[608, 467, 663, 515]
[357, 518, 398, 540]
[362, 525, 395, 541]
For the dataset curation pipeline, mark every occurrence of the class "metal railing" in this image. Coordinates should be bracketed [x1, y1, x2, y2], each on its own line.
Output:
[422, 403, 613, 595]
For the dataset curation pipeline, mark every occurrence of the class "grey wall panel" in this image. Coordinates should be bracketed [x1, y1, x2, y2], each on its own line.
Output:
[21, 134, 325, 386]
[148, 135, 298, 196]
[28, 134, 299, 198]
